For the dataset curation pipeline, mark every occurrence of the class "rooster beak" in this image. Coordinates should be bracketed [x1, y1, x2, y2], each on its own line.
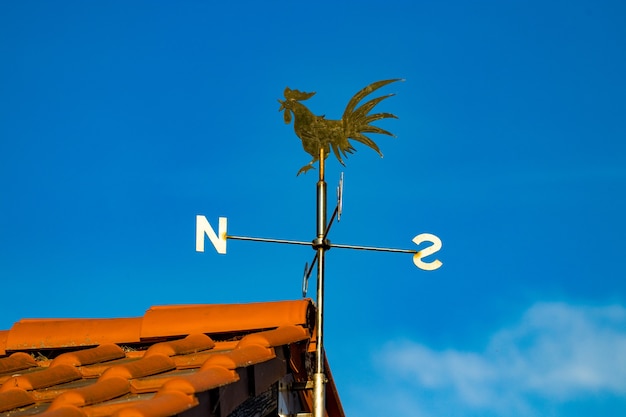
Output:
[278, 99, 285, 111]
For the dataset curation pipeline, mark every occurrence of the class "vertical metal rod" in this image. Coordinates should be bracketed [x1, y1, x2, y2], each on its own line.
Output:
[313, 147, 326, 417]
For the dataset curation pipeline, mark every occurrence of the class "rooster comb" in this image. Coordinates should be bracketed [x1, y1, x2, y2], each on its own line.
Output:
[284, 87, 316, 101]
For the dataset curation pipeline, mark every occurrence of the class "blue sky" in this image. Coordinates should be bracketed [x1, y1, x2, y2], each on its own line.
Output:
[1, 1, 625, 416]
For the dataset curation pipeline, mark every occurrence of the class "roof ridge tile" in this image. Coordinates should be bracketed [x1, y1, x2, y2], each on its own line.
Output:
[141, 299, 314, 338]
[6, 318, 142, 350]
[0, 331, 8, 356]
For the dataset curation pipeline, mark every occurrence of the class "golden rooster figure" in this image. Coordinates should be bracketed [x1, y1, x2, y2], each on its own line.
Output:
[278, 79, 402, 175]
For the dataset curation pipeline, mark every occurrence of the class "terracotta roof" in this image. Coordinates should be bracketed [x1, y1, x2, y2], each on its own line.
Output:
[0, 299, 345, 417]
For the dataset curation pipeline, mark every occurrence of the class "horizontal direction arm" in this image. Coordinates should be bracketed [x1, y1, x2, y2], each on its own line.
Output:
[226, 232, 440, 273]
[226, 235, 312, 246]
[329, 243, 417, 254]
[227, 234, 417, 254]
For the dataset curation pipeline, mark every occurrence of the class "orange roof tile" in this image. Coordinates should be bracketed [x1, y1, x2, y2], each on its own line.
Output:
[0, 299, 344, 417]
[144, 334, 214, 357]
[2, 364, 82, 391]
[140, 299, 314, 338]
[51, 345, 126, 369]
[0, 352, 37, 374]
[0, 388, 35, 412]
[6, 318, 143, 351]
[0, 332, 8, 357]
[50, 377, 129, 409]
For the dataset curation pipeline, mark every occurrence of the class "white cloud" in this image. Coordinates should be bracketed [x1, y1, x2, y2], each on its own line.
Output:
[347, 302, 626, 417]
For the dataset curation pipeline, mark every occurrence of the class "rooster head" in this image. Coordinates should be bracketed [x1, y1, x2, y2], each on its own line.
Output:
[278, 87, 316, 124]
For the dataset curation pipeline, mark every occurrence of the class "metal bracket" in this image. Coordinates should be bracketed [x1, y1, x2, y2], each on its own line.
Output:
[337, 172, 343, 221]
[290, 380, 315, 390]
[302, 262, 309, 298]
[279, 375, 319, 417]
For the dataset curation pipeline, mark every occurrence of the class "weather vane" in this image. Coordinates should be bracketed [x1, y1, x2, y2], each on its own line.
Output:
[279, 79, 399, 176]
[195, 79, 442, 417]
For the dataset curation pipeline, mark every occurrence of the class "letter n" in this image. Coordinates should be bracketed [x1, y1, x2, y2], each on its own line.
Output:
[196, 215, 227, 254]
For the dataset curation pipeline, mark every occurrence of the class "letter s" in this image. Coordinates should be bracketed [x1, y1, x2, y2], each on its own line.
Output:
[412, 233, 442, 271]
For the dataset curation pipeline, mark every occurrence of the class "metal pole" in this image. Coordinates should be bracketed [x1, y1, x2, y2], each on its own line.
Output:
[313, 148, 326, 417]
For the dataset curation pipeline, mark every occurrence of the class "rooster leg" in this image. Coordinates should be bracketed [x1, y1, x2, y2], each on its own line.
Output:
[297, 163, 316, 176]
[297, 159, 317, 176]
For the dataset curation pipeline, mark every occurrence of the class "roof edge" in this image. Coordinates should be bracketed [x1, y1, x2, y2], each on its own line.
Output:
[1, 299, 315, 351]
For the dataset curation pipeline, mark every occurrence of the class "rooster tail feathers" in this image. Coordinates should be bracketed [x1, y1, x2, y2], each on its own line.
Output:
[352, 94, 395, 121]
[330, 143, 348, 166]
[364, 112, 399, 124]
[339, 79, 401, 157]
[342, 79, 402, 119]
[350, 133, 383, 156]
[331, 138, 357, 166]
[360, 125, 395, 137]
